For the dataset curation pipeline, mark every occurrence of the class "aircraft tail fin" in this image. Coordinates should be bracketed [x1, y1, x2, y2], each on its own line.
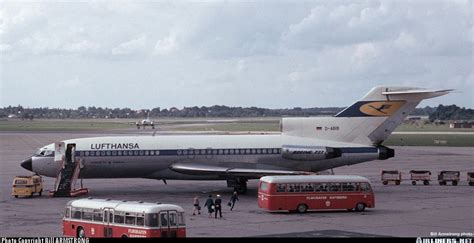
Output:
[282, 86, 452, 145]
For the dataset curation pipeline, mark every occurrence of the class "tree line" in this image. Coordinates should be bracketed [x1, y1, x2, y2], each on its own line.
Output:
[0, 104, 471, 120]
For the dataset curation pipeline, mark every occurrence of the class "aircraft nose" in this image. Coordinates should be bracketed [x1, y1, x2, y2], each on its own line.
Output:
[21, 158, 33, 171]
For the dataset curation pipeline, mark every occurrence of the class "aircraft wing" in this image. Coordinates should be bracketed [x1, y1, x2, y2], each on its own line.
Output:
[169, 163, 313, 178]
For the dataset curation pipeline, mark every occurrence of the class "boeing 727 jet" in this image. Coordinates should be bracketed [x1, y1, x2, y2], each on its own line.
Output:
[21, 86, 451, 193]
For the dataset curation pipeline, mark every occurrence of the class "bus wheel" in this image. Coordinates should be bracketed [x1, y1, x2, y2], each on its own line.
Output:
[296, 204, 307, 213]
[452, 181, 458, 186]
[412, 181, 416, 185]
[121, 235, 128, 238]
[423, 180, 429, 186]
[355, 203, 366, 212]
[14, 195, 18, 198]
[382, 181, 388, 185]
[77, 227, 85, 238]
[395, 181, 400, 185]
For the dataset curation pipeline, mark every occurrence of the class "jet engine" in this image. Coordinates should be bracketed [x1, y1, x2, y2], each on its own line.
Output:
[282, 145, 342, 161]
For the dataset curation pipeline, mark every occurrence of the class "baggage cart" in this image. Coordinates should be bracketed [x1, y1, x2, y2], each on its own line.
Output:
[467, 172, 474, 186]
[409, 170, 431, 185]
[438, 171, 460, 186]
[381, 170, 402, 185]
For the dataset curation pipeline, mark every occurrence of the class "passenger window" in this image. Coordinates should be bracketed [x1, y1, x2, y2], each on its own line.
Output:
[276, 184, 286, 192]
[259, 182, 268, 191]
[302, 183, 314, 192]
[93, 211, 103, 222]
[114, 214, 124, 224]
[178, 212, 185, 226]
[72, 210, 81, 219]
[160, 213, 168, 227]
[125, 215, 135, 225]
[342, 183, 356, 192]
[136, 215, 144, 226]
[65, 208, 71, 218]
[360, 183, 371, 192]
[315, 183, 327, 192]
[169, 213, 177, 226]
[82, 211, 93, 221]
[145, 213, 158, 227]
[329, 183, 341, 192]
[224, 149, 228, 154]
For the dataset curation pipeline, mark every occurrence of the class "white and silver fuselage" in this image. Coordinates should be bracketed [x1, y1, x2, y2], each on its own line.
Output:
[28, 134, 381, 180]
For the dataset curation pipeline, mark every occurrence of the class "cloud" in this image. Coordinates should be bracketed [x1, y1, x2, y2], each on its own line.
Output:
[112, 36, 147, 55]
[153, 35, 178, 56]
[0, 1, 472, 109]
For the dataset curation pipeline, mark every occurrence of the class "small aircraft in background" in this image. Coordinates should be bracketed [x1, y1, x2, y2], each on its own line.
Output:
[136, 114, 155, 129]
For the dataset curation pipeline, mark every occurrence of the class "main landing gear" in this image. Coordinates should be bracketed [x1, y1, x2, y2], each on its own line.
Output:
[227, 177, 248, 194]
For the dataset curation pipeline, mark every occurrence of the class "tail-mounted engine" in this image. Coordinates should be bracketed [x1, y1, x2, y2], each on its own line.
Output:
[282, 145, 342, 161]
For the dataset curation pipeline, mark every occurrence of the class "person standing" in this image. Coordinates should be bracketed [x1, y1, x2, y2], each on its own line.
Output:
[214, 194, 223, 219]
[229, 191, 239, 211]
[192, 196, 201, 215]
[204, 195, 214, 218]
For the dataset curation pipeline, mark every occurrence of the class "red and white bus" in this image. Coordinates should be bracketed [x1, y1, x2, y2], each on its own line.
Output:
[258, 175, 374, 213]
[63, 198, 186, 238]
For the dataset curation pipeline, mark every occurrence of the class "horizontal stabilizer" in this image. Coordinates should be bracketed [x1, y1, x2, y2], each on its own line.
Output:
[382, 89, 453, 99]
[169, 163, 312, 179]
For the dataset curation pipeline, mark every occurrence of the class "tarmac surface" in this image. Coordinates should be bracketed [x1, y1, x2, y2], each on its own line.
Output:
[1, 131, 473, 237]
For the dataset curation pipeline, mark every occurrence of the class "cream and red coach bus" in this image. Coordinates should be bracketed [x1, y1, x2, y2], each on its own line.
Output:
[258, 175, 375, 213]
[63, 198, 186, 238]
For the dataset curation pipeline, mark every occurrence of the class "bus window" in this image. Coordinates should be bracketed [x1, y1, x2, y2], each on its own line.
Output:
[294, 184, 301, 192]
[329, 183, 341, 192]
[114, 213, 124, 224]
[145, 213, 158, 227]
[82, 210, 93, 221]
[160, 213, 168, 227]
[65, 207, 71, 218]
[178, 212, 185, 226]
[259, 182, 268, 192]
[125, 213, 136, 225]
[169, 212, 177, 226]
[72, 209, 81, 219]
[342, 183, 356, 192]
[302, 184, 314, 192]
[360, 182, 371, 192]
[315, 183, 328, 192]
[276, 184, 286, 192]
[136, 214, 144, 227]
[93, 210, 103, 222]
[287, 184, 295, 192]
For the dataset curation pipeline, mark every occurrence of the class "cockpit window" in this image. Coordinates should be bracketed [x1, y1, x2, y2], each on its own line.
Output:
[35, 148, 53, 157]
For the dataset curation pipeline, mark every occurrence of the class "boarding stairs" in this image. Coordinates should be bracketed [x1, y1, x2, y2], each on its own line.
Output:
[49, 143, 88, 197]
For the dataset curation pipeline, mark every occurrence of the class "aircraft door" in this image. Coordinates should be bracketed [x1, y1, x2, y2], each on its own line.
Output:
[65, 144, 76, 165]
[103, 208, 113, 237]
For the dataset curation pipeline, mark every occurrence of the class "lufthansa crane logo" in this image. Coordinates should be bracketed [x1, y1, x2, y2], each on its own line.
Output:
[359, 101, 405, 116]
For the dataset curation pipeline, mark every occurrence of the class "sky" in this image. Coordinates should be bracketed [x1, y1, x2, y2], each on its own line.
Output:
[1, 0, 472, 109]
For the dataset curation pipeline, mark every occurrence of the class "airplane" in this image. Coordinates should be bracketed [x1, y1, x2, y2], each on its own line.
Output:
[20, 86, 451, 193]
[136, 113, 155, 129]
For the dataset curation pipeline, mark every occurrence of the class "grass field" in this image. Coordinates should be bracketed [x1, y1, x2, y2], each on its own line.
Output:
[384, 134, 474, 147]
[1, 118, 472, 146]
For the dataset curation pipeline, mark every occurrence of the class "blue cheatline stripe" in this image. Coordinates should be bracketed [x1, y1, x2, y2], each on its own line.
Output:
[73, 148, 283, 157]
[334, 101, 371, 117]
[69, 147, 378, 158]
